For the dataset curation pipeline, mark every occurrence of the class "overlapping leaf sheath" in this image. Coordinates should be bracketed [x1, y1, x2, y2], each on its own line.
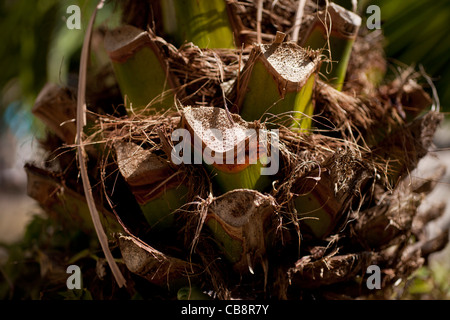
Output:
[118, 235, 200, 290]
[287, 158, 448, 295]
[32, 83, 78, 145]
[181, 106, 273, 193]
[114, 140, 188, 231]
[379, 70, 433, 122]
[32, 83, 102, 156]
[371, 111, 442, 186]
[288, 251, 376, 289]
[105, 25, 179, 113]
[293, 151, 372, 239]
[159, 0, 237, 48]
[234, 35, 320, 129]
[300, 3, 361, 91]
[25, 164, 121, 234]
[205, 189, 277, 274]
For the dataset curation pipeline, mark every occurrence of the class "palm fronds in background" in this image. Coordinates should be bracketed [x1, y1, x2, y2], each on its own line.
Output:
[373, 0, 450, 112]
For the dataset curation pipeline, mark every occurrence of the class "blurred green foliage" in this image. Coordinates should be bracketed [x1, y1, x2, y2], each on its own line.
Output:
[0, 215, 97, 299]
[401, 264, 450, 299]
[0, 1, 58, 105]
[0, 0, 119, 137]
[373, 0, 450, 112]
[0, 0, 56, 136]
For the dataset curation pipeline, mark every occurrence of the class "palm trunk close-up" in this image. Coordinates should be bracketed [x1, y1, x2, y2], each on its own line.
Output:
[2, 0, 449, 301]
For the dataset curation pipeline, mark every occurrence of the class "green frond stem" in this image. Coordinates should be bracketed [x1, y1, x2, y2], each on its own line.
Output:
[160, 0, 236, 48]
[234, 38, 320, 129]
[300, 3, 361, 91]
[294, 176, 344, 240]
[114, 140, 188, 232]
[205, 189, 276, 274]
[206, 157, 272, 194]
[136, 183, 189, 231]
[105, 25, 178, 114]
[293, 154, 371, 240]
[182, 106, 273, 194]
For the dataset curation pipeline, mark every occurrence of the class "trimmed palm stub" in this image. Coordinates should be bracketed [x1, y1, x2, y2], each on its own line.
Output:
[159, 0, 237, 49]
[233, 32, 320, 129]
[180, 106, 278, 275]
[300, 2, 361, 91]
[293, 151, 372, 240]
[105, 25, 179, 114]
[204, 189, 277, 275]
[118, 235, 200, 291]
[114, 140, 188, 232]
[32, 83, 78, 146]
[25, 164, 122, 235]
[181, 106, 273, 193]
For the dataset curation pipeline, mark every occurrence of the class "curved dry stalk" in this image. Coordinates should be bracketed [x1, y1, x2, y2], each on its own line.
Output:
[76, 0, 126, 288]
[256, 0, 263, 44]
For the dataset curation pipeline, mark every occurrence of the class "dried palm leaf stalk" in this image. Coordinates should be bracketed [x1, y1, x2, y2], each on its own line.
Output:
[105, 25, 180, 114]
[300, 2, 362, 91]
[113, 140, 189, 231]
[232, 32, 321, 129]
[181, 106, 273, 193]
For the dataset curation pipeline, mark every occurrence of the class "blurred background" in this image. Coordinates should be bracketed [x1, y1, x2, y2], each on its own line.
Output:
[0, 0, 116, 243]
[0, 0, 449, 298]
